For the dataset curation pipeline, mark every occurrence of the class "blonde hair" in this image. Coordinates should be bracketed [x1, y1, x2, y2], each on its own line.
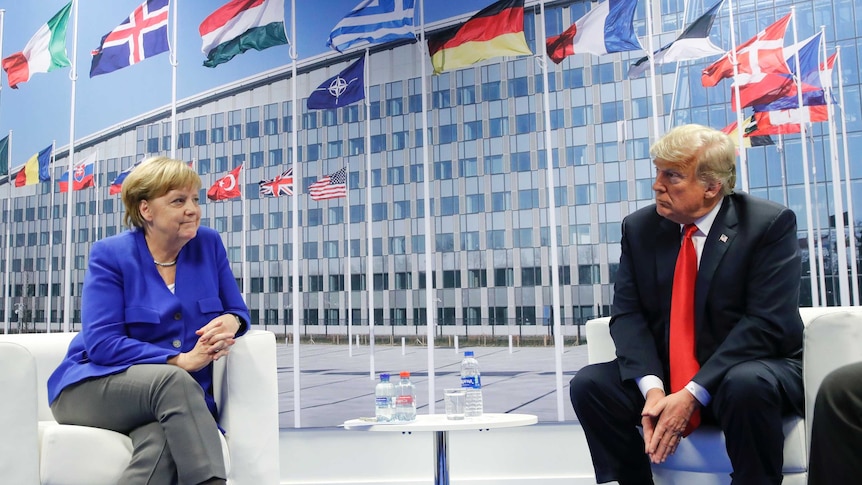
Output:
[650, 124, 736, 195]
[122, 157, 201, 229]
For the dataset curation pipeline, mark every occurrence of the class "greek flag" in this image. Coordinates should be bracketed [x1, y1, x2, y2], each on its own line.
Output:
[327, 0, 417, 53]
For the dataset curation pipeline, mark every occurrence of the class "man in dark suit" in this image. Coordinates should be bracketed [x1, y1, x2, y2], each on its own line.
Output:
[808, 361, 862, 484]
[570, 124, 804, 485]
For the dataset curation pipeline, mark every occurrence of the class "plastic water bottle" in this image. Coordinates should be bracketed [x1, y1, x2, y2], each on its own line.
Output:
[375, 373, 395, 423]
[460, 351, 483, 417]
[394, 371, 417, 422]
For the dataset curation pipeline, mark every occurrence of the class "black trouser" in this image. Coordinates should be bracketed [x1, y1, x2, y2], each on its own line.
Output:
[808, 361, 862, 485]
[570, 358, 803, 485]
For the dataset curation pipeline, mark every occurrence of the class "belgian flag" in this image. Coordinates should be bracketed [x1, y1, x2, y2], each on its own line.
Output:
[427, 0, 532, 75]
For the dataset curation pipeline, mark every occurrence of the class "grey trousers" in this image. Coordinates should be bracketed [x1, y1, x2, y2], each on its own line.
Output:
[51, 364, 226, 485]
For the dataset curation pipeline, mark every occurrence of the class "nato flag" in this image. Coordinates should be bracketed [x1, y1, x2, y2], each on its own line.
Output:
[307, 57, 365, 110]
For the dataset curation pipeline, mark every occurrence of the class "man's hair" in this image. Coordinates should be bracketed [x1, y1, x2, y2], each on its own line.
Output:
[122, 157, 201, 229]
[650, 124, 736, 195]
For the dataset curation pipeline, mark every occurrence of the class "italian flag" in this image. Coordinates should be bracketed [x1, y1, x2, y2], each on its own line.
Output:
[200, 0, 288, 68]
[2, 2, 72, 89]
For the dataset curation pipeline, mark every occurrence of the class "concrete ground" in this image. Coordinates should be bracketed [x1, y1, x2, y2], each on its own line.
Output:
[276, 340, 590, 428]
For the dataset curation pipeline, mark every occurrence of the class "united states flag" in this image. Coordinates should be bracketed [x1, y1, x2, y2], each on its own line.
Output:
[308, 168, 347, 201]
[259, 168, 293, 197]
[90, 0, 170, 77]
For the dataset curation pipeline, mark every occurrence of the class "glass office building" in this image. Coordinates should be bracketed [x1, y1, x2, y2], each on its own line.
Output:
[2, 0, 861, 332]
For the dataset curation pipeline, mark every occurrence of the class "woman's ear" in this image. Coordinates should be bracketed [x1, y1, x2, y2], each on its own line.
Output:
[139, 200, 152, 222]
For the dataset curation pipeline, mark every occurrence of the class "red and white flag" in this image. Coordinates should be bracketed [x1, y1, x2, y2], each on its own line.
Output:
[749, 106, 829, 136]
[702, 14, 791, 89]
[207, 165, 242, 201]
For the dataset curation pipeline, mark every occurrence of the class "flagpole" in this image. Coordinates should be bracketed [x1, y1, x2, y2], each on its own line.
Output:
[63, 0, 80, 332]
[809, 139, 828, 304]
[820, 27, 849, 305]
[363, 47, 375, 381]
[170, 0, 178, 159]
[643, 0, 661, 140]
[419, 0, 436, 414]
[725, 0, 748, 192]
[538, 0, 565, 423]
[289, 0, 301, 428]
[345, 162, 352, 357]
[241, 161, 249, 310]
[3, 130, 11, 334]
[836, 47, 859, 305]
[789, 7, 819, 306]
[49, 142, 57, 333]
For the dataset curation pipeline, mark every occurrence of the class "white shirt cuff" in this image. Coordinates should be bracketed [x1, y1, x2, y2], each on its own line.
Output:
[635, 375, 664, 398]
[685, 381, 711, 406]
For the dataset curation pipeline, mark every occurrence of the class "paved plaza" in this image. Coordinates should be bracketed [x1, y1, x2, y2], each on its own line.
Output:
[275, 340, 590, 428]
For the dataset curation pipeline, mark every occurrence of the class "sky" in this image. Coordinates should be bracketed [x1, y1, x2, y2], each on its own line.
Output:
[0, 0, 495, 167]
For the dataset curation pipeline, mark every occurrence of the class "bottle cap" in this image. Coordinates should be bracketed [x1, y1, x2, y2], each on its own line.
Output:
[400, 371, 410, 378]
[380, 373, 390, 380]
[464, 351, 474, 357]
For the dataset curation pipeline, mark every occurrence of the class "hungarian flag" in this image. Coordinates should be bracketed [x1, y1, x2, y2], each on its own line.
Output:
[2, 2, 72, 89]
[628, 0, 723, 77]
[702, 14, 791, 90]
[207, 165, 243, 200]
[59, 153, 97, 192]
[546, 0, 640, 63]
[427, 0, 532, 74]
[721, 115, 774, 148]
[15, 145, 53, 187]
[200, 0, 288, 68]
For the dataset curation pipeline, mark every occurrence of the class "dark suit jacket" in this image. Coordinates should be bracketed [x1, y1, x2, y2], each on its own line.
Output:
[610, 192, 803, 394]
[48, 226, 249, 417]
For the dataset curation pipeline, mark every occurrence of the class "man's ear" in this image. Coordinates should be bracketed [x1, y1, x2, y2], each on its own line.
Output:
[704, 181, 722, 200]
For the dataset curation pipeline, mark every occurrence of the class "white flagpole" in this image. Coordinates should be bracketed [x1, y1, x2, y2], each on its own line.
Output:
[820, 27, 849, 305]
[419, 0, 437, 413]
[643, 0, 661, 140]
[170, 0, 178, 159]
[63, 0, 80, 332]
[241, 162, 248, 307]
[836, 47, 859, 305]
[345, 162, 353, 357]
[790, 8, 819, 305]
[363, 47, 375, 380]
[809, 139, 827, 304]
[726, 0, 749, 192]
[289, 0, 301, 428]
[538, 0, 565, 422]
[94, 149, 101, 241]
[3, 130, 11, 334]
[49, 142, 57, 333]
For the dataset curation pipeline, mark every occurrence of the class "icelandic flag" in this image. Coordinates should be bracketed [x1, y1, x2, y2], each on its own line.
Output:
[328, 0, 416, 53]
[59, 152, 97, 192]
[109, 162, 140, 195]
[627, 0, 724, 78]
[546, 0, 640, 62]
[307, 57, 365, 109]
[90, 0, 170, 77]
[752, 32, 827, 112]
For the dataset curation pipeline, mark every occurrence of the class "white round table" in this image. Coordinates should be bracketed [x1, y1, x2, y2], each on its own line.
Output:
[343, 413, 537, 485]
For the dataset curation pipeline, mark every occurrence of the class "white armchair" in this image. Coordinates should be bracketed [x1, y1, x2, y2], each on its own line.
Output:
[0, 329, 279, 485]
[584, 306, 862, 485]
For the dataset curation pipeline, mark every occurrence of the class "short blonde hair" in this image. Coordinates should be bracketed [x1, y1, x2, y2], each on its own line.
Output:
[650, 124, 736, 195]
[122, 157, 201, 229]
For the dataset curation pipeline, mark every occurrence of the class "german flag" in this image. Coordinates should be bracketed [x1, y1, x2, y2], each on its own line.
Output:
[427, 0, 532, 75]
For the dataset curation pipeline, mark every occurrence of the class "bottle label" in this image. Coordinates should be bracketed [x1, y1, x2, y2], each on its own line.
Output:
[375, 397, 390, 407]
[396, 395, 414, 406]
[461, 375, 481, 389]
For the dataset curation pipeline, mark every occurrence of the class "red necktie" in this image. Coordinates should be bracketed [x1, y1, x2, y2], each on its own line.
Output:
[669, 224, 701, 436]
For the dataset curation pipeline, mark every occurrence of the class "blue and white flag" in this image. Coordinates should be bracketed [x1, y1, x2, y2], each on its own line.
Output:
[307, 57, 365, 109]
[90, 0, 170, 77]
[327, 0, 416, 53]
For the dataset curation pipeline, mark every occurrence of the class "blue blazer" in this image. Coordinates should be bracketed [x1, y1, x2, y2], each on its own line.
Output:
[48, 226, 249, 417]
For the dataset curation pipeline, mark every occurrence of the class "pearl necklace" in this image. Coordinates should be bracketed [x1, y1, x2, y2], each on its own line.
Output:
[153, 259, 178, 267]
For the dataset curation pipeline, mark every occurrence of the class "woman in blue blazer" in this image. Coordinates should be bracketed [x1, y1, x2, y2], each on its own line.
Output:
[48, 157, 249, 485]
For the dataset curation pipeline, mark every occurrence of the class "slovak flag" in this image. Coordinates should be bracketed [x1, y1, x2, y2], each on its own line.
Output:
[90, 0, 170, 77]
[207, 165, 242, 201]
[109, 161, 140, 195]
[59, 152, 97, 192]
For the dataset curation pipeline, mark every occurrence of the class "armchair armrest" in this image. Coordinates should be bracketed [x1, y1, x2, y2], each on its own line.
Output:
[213, 330, 280, 485]
[0, 342, 40, 485]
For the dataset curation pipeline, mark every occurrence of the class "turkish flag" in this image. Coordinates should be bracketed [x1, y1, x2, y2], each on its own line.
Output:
[207, 164, 242, 201]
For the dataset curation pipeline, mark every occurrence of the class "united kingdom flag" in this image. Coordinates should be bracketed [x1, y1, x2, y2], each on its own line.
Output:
[90, 0, 170, 77]
[259, 168, 294, 197]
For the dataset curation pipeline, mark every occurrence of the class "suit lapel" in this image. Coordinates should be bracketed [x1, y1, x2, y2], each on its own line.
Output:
[656, 217, 681, 315]
[695, 197, 738, 327]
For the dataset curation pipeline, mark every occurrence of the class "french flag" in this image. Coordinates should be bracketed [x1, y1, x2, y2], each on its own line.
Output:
[546, 0, 641, 63]
[59, 153, 96, 193]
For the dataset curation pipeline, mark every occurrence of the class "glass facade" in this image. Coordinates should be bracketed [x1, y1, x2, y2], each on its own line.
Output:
[2, 0, 861, 332]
